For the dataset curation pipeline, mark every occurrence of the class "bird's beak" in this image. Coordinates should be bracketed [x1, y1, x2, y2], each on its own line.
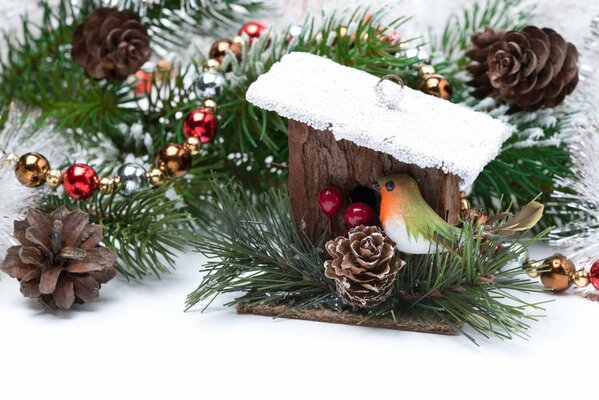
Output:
[372, 182, 380, 192]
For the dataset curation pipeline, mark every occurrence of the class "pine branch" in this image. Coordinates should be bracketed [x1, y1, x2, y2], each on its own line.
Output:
[44, 181, 195, 280]
[186, 180, 550, 343]
[429, 0, 573, 230]
[431, 0, 533, 84]
[139, 0, 272, 55]
[210, 8, 421, 193]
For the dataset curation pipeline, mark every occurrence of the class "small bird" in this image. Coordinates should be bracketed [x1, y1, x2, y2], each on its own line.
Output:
[375, 173, 543, 254]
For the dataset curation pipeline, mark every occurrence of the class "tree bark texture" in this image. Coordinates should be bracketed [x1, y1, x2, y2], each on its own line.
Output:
[288, 119, 461, 244]
[237, 301, 460, 335]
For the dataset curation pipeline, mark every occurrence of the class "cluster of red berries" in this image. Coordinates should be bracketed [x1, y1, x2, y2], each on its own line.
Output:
[318, 186, 374, 239]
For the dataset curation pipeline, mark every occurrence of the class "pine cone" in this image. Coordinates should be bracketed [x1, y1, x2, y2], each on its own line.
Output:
[0, 206, 117, 310]
[324, 225, 403, 309]
[71, 8, 151, 81]
[466, 26, 578, 111]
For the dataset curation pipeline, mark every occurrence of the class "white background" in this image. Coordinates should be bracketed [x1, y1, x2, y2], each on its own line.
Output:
[2, 1, 599, 399]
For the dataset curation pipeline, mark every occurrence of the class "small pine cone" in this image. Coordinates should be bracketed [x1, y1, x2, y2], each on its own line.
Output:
[466, 26, 578, 111]
[324, 225, 404, 309]
[0, 206, 117, 310]
[71, 8, 151, 80]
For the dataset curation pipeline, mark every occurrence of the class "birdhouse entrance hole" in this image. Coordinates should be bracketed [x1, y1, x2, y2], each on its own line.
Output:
[349, 185, 378, 210]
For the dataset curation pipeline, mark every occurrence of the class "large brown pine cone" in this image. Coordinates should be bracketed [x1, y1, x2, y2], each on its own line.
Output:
[466, 26, 578, 111]
[0, 206, 117, 310]
[324, 225, 403, 309]
[71, 8, 151, 80]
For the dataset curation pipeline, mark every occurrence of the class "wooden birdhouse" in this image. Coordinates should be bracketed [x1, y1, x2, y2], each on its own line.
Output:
[247, 53, 511, 243]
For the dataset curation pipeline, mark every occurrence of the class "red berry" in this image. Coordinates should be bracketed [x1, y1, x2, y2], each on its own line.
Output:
[239, 22, 267, 44]
[183, 108, 217, 143]
[318, 186, 344, 217]
[590, 260, 599, 290]
[64, 163, 99, 200]
[344, 202, 373, 228]
[134, 70, 153, 95]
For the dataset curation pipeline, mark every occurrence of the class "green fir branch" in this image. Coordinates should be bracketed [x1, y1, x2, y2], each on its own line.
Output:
[186, 180, 550, 343]
[141, 0, 271, 54]
[211, 8, 422, 193]
[45, 182, 195, 280]
[430, 0, 573, 230]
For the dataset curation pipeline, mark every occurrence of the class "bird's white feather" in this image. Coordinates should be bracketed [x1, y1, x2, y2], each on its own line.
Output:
[382, 218, 442, 254]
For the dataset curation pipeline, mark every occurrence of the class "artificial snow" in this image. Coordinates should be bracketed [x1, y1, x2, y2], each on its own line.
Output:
[246, 52, 512, 185]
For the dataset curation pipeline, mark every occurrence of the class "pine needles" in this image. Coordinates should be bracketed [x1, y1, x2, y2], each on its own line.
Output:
[186, 180, 551, 344]
[214, 8, 421, 193]
[45, 183, 195, 279]
[431, 0, 574, 230]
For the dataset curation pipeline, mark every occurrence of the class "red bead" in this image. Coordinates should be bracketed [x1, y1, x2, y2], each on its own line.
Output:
[239, 22, 267, 44]
[591, 260, 599, 290]
[385, 30, 401, 46]
[183, 108, 217, 143]
[64, 164, 99, 200]
[134, 70, 153, 95]
[344, 202, 373, 228]
[318, 186, 344, 217]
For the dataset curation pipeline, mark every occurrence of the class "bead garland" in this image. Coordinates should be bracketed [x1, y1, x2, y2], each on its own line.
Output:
[0, 135, 202, 200]
[523, 255, 599, 292]
[0, 21, 268, 201]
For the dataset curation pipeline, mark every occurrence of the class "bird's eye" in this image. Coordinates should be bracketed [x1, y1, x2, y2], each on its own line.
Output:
[385, 181, 395, 192]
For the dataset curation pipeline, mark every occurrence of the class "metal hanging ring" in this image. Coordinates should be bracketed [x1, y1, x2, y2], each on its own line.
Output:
[377, 74, 405, 89]
[375, 75, 405, 110]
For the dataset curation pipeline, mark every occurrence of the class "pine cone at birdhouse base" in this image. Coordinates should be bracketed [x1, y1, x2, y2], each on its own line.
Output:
[71, 8, 151, 81]
[466, 26, 578, 111]
[324, 225, 404, 309]
[0, 206, 117, 310]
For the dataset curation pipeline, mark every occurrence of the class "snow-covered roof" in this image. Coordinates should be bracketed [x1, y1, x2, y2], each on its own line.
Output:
[246, 52, 512, 185]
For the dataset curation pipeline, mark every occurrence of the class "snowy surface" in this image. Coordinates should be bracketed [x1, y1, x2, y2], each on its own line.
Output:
[1, 2, 599, 400]
[247, 52, 511, 184]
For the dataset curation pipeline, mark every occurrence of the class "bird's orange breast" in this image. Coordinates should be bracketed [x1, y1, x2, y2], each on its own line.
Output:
[379, 190, 404, 225]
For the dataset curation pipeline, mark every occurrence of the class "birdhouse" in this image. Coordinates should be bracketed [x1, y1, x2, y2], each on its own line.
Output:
[247, 53, 511, 243]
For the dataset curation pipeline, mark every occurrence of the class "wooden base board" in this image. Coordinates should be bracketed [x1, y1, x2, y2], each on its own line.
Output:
[236, 302, 460, 335]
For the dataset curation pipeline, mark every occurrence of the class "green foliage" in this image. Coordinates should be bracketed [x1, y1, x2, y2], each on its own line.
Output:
[432, 0, 533, 82]
[213, 8, 422, 192]
[431, 0, 573, 229]
[186, 180, 550, 343]
[45, 182, 195, 280]
[144, 0, 271, 54]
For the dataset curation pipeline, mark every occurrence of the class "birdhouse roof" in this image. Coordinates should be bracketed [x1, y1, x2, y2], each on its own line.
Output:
[246, 52, 512, 185]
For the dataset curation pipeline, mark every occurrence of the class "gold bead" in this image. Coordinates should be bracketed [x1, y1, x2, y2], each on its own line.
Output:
[418, 64, 436, 78]
[99, 177, 117, 195]
[203, 99, 218, 111]
[147, 168, 166, 186]
[184, 137, 201, 156]
[572, 269, 591, 288]
[156, 59, 171, 73]
[155, 59, 176, 82]
[338, 26, 349, 38]
[540, 255, 575, 292]
[155, 144, 191, 178]
[14, 152, 50, 187]
[420, 74, 453, 101]
[45, 169, 63, 188]
[209, 39, 242, 63]
[524, 260, 542, 278]
[3, 152, 19, 168]
[204, 59, 221, 72]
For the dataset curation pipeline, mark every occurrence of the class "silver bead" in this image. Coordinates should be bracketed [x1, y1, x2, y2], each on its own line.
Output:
[195, 70, 226, 99]
[116, 163, 148, 196]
